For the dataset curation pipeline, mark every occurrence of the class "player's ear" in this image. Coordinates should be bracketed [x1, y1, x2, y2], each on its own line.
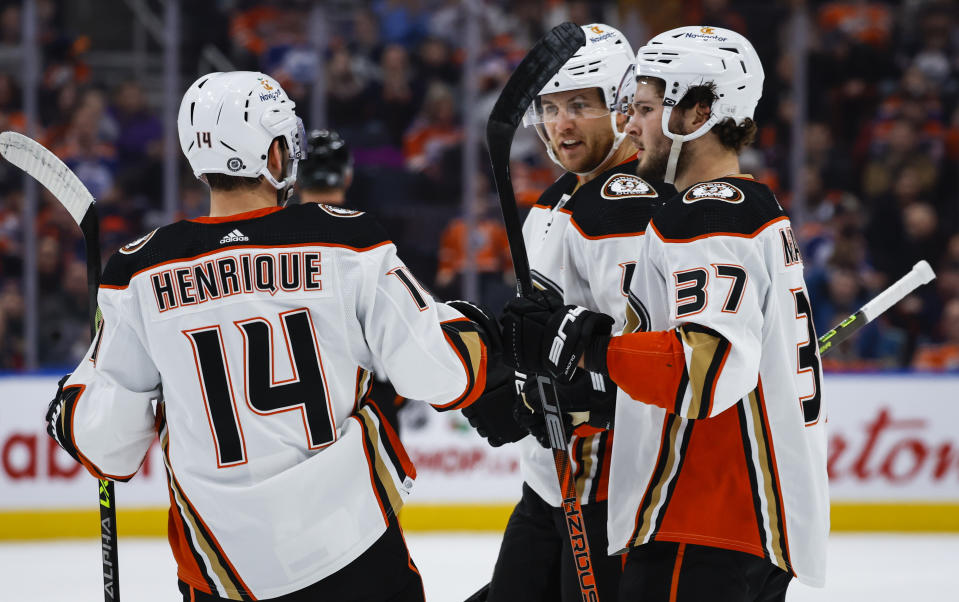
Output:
[267, 138, 284, 174]
[691, 101, 712, 128]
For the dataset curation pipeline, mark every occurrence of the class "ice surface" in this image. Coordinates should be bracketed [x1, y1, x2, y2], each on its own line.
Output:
[1, 533, 956, 601]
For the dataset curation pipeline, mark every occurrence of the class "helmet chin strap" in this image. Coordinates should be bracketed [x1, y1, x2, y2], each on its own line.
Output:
[660, 105, 718, 185]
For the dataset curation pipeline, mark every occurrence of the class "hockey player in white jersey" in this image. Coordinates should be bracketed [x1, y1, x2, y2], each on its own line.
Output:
[502, 27, 829, 601]
[44, 71, 501, 602]
[462, 24, 673, 602]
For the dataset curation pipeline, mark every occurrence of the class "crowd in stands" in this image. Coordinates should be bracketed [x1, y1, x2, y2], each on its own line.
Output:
[0, 0, 958, 373]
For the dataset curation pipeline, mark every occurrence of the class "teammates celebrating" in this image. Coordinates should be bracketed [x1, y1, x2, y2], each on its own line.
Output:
[46, 23, 827, 602]
[499, 25, 828, 602]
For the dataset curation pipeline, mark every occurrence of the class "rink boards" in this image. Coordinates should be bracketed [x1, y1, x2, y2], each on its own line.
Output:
[2, 373, 958, 538]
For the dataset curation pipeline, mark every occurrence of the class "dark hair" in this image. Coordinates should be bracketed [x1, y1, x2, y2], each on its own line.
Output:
[205, 173, 261, 192]
[638, 77, 757, 152]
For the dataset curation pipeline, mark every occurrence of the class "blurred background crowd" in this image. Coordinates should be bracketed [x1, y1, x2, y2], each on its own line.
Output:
[0, 0, 957, 373]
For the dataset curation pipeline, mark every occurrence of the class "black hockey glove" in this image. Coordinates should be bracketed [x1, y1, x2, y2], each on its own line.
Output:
[45, 374, 84, 465]
[499, 290, 563, 375]
[513, 371, 616, 448]
[502, 297, 614, 383]
[446, 298, 514, 388]
[446, 299, 503, 359]
[461, 377, 528, 447]
[449, 300, 528, 447]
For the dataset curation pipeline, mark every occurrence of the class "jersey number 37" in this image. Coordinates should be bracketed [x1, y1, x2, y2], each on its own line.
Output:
[673, 266, 823, 426]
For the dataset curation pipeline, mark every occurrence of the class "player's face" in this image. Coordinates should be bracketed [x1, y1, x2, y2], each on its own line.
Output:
[540, 88, 615, 174]
[624, 81, 673, 181]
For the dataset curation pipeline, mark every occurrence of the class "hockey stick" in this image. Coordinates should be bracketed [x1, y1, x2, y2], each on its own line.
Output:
[818, 260, 936, 354]
[482, 22, 599, 602]
[0, 131, 120, 601]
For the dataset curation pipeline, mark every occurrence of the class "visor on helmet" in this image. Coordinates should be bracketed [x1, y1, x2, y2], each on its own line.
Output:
[613, 63, 636, 116]
[523, 87, 611, 127]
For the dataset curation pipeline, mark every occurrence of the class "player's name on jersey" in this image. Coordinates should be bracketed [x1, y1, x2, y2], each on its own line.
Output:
[151, 250, 323, 312]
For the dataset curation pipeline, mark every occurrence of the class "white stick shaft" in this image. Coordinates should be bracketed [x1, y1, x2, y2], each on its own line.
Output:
[860, 260, 936, 322]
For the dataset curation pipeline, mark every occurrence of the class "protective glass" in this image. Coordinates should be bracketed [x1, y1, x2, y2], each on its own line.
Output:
[523, 88, 611, 126]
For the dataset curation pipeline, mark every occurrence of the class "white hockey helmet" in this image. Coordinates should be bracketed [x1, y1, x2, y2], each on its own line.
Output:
[522, 23, 634, 175]
[177, 71, 306, 198]
[634, 26, 764, 183]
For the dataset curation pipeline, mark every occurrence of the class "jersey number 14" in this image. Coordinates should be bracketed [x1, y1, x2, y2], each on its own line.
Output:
[184, 308, 335, 467]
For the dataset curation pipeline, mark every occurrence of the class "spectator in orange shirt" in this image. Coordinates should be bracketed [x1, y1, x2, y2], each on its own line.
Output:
[403, 81, 462, 175]
[435, 187, 514, 309]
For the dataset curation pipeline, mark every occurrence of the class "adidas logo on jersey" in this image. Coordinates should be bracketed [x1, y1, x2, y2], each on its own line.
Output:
[220, 229, 249, 244]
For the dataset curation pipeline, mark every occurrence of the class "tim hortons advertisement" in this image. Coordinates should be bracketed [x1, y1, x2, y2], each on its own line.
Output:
[2, 374, 959, 511]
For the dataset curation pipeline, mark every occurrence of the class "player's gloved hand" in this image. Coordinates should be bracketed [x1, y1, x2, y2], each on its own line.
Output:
[499, 290, 563, 375]
[502, 297, 615, 382]
[446, 299, 503, 359]
[448, 300, 528, 447]
[513, 377, 552, 448]
[446, 298, 513, 388]
[45, 374, 83, 465]
[461, 377, 527, 447]
[513, 371, 616, 449]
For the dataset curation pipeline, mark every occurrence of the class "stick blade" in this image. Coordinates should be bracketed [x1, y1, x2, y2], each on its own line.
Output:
[0, 131, 95, 225]
[486, 22, 586, 132]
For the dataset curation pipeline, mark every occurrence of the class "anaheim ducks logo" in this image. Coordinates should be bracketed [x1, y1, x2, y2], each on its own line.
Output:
[601, 174, 657, 200]
[683, 181, 744, 204]
[119, 229, 157, 255]
[319, 204, 364, 217]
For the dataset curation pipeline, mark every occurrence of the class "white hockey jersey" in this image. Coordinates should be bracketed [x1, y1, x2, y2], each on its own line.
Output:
[604, 177, 829, 586]
[520, 157, 669, 506]
[54, 203, 487, 599]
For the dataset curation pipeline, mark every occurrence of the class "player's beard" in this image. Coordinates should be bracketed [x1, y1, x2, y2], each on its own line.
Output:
[636, 125, 694, 184]
[635, 142, 670, 182]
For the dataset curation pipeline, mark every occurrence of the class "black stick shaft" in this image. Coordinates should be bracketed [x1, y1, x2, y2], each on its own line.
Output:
[487, 122, 533, 297]
[487, 93, 599, 602]
[479, 22, 594, 602]
[80, 206, 120, 602]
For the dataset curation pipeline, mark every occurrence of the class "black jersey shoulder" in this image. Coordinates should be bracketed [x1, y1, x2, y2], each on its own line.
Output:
[568, 160, 673, 238]
[650, 177, 786, 241]
[533, 171, 578, 209]
[101, 203, 389, 287]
